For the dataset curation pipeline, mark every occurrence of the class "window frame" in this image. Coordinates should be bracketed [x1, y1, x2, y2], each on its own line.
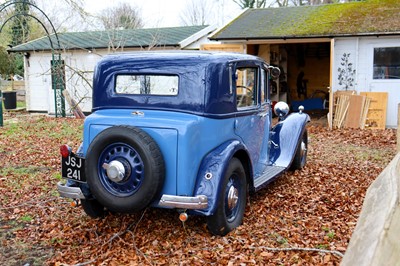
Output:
[234, 66, 260, 110]
[372, 46, 400, 80]
[114, 73, 180, 96]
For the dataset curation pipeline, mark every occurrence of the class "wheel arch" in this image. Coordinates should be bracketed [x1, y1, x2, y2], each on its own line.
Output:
[192, 140, 252, 216]
[269, 112, 310, 168]
[233, 149, 254, 194]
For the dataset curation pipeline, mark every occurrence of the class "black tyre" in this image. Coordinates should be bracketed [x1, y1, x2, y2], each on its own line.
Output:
[207, 157, 247, 236]
[291, 129, 308, 170]
[86, 126, 165, 213]
[81, 199, 105, 218]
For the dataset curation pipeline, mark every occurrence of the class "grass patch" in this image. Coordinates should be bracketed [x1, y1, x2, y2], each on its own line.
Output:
[20, 215, 33, 223]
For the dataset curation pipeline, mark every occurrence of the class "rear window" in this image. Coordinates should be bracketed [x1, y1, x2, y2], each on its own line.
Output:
[115, 74, 179, 95]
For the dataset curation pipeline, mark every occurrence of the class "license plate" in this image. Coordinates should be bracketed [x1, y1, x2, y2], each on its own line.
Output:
[62, 153, 86, 182]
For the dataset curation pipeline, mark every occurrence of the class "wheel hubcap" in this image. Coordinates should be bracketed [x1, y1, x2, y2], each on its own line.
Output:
[227, 185, 239, 210]
[300, 141, 307, 158]
[103, 160, 126, 182]
[98, 143, 144, 197]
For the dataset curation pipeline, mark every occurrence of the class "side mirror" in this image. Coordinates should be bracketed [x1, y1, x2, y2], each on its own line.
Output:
[269, 66, 280, 79]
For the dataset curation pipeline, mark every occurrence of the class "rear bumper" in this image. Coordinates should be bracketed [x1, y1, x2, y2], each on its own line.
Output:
[57, 181, 86, 199]
[159, 194, 208, 209]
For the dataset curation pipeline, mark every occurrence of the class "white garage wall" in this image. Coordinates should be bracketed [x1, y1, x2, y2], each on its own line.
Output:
[333, 36, 400, 127]
[25, 49, 117, 114]
[24, 48, 182, 115]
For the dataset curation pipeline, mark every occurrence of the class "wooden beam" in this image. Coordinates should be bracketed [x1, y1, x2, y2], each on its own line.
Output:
[328, 38, 335, 130]
[397, 103, 400, 152]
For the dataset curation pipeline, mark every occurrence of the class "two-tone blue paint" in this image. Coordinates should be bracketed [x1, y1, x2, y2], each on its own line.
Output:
[82, 109, 244, 198]
[191, 112, 309, 216]
[92, 51, 262, 118]
[68, 51, 310, 218]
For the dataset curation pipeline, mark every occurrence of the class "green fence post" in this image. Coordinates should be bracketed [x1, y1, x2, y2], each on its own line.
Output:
[0, 90, 3, 127]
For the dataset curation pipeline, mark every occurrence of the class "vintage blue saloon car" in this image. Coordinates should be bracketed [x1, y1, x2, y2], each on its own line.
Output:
[58, 51, 309, 235]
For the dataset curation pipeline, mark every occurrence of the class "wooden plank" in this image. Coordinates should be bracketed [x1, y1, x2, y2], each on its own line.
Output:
[344, 95, 366, 128]
[333, 94, 350, 129]
[360, 98, 371, 129]
[328, 39, 335, 130]
[338, 96, 350, 129]
[62, 90, 85, 119]
[200, 44, 245, 53]
[360, 92, 388, 129]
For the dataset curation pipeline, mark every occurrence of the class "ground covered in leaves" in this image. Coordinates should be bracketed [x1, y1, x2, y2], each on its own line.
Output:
[0, 113, 397, 265]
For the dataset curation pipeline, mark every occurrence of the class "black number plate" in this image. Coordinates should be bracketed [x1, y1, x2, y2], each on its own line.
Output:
[61, 153, 86, 183]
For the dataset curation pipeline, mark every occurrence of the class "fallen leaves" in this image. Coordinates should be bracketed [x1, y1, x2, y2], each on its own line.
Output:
[0, 114, 397, 265]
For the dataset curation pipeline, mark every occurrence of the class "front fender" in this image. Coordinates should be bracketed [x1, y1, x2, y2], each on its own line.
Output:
[191, 140, 249, 216]
[269, 112, 310, 167]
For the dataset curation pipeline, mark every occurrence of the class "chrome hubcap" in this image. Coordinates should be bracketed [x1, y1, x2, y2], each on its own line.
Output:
[227, 185, 239, 210]
[103, 160, 125, 182]
[300, 141, 307, 158]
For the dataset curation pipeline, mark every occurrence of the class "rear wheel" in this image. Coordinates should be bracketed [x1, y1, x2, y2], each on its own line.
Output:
[81, 199, 105, 218]
[291, 129, 308, 170]
[207, 158, 247, 236]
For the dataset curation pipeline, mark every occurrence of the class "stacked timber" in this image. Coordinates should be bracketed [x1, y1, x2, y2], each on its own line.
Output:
[333, 91, 387, 130]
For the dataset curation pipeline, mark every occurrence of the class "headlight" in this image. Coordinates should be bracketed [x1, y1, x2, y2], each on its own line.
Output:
[274, 101, 290, 119]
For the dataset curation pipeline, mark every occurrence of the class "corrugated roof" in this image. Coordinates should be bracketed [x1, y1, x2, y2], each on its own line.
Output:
[9, 25, 209, 52]
[211, 0, 400, 40]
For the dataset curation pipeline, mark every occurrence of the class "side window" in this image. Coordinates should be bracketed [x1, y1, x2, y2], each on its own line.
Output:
[260, 68, 266, 103]
[236, 67, 258, 108]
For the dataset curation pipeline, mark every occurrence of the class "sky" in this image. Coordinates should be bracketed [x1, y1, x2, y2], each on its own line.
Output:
[83, 0, 245, 28]
[0, 0, 276, 32]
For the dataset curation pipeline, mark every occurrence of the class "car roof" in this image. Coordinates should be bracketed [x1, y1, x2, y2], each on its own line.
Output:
[92, 51, 265, 117]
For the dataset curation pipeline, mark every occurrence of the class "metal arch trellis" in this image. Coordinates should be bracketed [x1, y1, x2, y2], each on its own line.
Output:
[0, 0, 65, 117]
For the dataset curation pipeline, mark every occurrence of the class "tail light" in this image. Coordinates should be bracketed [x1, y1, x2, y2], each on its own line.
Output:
[60, 144, 72, 158]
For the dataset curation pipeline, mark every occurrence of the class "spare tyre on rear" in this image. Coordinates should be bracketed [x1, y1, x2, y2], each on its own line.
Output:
[85, 126, 165, 213]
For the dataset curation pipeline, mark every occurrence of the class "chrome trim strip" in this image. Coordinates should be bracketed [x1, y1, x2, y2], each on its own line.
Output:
[159, 194, 208, 209]
[57, 181, 86, 199]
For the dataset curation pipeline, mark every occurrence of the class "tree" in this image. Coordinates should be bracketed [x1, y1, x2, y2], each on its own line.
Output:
[8, 0, 32, 46]
[233, 0, 268, 8]
[6, 0, 34, 76]
[98, 2, 143, 30]
[273, 0, 361, 7]
[0, 47, 15, 79]
[180, 0, 215, 26]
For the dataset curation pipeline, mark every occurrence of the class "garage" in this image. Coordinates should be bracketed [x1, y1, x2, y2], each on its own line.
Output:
[208, 1, 400, 128]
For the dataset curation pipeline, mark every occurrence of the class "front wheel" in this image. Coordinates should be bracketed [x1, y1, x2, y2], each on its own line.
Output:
[291, 129, 308, 170]
[207, 158, 247, 236]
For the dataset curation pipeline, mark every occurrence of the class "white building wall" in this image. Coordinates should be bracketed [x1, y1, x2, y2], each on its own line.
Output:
[25, 49, 131, 114]
[333, 36, 400, 127]
[25, 47, 185, 115]
[25, 52, 52, 112]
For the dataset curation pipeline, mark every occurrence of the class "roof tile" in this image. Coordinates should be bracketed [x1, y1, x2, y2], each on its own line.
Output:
[9, 25, 208, 52]
[211, 0, 400, 40]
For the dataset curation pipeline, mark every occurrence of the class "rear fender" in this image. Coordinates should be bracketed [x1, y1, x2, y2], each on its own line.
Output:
[191, 140, 250, 216]
[269, 112, 310, 167]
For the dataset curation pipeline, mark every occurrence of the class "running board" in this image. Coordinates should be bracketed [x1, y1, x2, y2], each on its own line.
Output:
[254, 166, 286, 189]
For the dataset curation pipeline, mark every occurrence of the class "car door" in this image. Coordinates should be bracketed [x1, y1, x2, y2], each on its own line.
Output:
[233, 62, 269, 176]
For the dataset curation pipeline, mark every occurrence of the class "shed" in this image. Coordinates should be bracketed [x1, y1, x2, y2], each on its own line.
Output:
[209, 0, 400, 128]
[8, 25, 216, 114]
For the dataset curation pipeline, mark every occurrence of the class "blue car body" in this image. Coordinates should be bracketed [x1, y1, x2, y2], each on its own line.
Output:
[58, 51, 309, 234]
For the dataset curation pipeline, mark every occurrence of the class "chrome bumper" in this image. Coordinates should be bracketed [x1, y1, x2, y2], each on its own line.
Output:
[159, 194, 208, 209]
[57, 181, 86, 199]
